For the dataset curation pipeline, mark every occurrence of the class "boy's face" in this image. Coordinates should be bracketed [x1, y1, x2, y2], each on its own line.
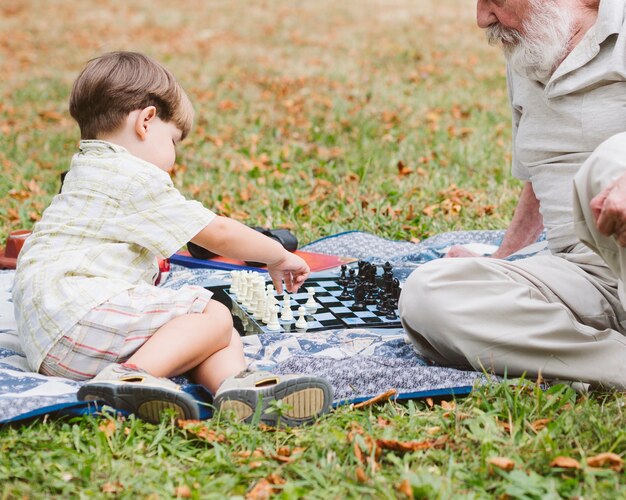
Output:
[142, 118, 183, 172]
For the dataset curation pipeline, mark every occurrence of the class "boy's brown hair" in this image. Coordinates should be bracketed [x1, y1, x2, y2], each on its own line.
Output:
[69, 51, 194, 140]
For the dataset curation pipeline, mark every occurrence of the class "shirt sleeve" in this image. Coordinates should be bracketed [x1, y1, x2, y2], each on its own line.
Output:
[113, 173, 216, 257]
[507, 66, 531, 181]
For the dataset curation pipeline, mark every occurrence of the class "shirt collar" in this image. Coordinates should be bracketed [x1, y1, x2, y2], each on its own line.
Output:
[594, 0, 625, 45]
[78, 140, 129, 155]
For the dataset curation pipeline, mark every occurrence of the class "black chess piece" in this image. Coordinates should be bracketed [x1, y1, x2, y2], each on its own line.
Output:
[382, 261, 393, 276]
[385, 304, 398, 320]
[338, 264, 348, 285]
[348, 268, 356, 285]
[352, 282, 367, 310]
[338, 282, 351, 301]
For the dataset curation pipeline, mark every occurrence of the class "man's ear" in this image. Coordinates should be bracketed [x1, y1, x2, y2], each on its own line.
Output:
[134, 106, 157, 140]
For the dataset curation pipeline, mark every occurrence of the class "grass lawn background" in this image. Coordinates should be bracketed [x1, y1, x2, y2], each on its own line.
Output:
[2, 1, 626, 498]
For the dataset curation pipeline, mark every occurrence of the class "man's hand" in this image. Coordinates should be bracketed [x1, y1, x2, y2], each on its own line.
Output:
[444, 245, 482, 258]
[266, 251, 310, 294]
[591, 173, 626, 247]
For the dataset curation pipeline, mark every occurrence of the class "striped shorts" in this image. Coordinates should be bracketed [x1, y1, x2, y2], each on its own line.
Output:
[40, 283, 213, 381]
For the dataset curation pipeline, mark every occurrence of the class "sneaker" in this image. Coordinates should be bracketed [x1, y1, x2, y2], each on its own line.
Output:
[213, 370, 333, 427]
[77, 363, 200, 423]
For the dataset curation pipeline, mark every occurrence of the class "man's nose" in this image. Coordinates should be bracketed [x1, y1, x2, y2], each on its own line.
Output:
[476, 0, 498, 28]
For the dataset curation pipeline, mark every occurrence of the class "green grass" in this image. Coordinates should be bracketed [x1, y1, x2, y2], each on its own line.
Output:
[2, 0, 626, 497]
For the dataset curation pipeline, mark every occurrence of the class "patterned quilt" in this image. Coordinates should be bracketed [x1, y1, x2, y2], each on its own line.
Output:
[0, 230, 548, 423]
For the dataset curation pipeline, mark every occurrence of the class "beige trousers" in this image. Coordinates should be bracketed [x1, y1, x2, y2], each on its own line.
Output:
[399, 134, 626, 388]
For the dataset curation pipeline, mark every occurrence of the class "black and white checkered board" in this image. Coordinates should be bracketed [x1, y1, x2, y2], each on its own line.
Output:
[209, 277, 401, 335]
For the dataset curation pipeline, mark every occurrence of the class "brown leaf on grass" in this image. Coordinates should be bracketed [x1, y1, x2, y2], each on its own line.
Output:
[353, 440, 365, 464]
[375, 437, 444, 453]
[38, 110, 64, 122]
[377, 416, 392, 428]
[397, 478, 414, 499]
[272, 446, 306, 463]
[496, 419, 512, 433]
[177, 420, 227, 443]
[174, 485, 192, 498]
[246, 473, 285, 500]
[586, 452, 624, 471]
[422, 204, 438, 217]
[355, 467, 369, 483]
[101, 482, 124, 494]
[353, 389, 397, 409]
[550, 456, 581, 469]
[530, 418, 551, 432]
[7, 208, 20, 224]
[98, 420, 116, 438]
[397, 160, 413, 177]
[440, 400, 455, 410]
[487, 457, 515, 472]
[425, 398, 434, 408]
[218, 100, 238, 111]
[246, 479, 273, 500]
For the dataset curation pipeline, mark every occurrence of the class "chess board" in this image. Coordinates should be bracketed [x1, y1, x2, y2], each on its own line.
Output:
[208, 277, 402, 335]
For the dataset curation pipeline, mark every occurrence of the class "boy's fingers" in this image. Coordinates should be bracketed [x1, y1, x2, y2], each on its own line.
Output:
[284, 273, 294, 292]
[272, 275, 284, 295]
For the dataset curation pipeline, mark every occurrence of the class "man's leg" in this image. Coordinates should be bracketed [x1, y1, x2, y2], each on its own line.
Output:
[398, 252, 626, 388]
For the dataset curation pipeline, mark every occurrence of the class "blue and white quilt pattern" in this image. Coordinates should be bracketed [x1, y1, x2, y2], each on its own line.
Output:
[0, 230, 547, 424]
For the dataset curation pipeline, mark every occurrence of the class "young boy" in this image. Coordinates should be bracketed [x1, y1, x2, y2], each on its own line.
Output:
[13, 51, 332, 426]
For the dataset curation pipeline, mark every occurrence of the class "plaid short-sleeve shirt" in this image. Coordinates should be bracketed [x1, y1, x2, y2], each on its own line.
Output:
[13, 140, 215, 371]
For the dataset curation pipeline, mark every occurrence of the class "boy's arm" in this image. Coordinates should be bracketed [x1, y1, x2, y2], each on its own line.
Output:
[191, 216, 309, 293]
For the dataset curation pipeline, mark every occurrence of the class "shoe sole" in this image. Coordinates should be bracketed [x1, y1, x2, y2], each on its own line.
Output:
[77, 383, 200, 423]
[214, 377, 333, 427]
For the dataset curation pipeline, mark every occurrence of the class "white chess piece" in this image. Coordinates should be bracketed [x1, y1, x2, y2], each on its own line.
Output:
[280, 293, 293, 321]
[252, 290, 265, 320]
[305, 287, 317, 310]
[267, 304, 281, 331]
[295, 306, 308, 330]
[236, 271, 248, 303]
[262, 294, 274, 324]
[229, 271, 238, 296]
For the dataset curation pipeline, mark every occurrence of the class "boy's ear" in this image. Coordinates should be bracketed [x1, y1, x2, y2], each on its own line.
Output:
[134, 106, 157, 140]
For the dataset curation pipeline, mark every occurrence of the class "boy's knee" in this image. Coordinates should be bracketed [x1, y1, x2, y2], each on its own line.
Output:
[203, 299, 234, 342]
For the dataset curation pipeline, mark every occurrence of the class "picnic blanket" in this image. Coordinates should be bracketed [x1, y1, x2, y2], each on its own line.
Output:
[0, 230, 548, 424]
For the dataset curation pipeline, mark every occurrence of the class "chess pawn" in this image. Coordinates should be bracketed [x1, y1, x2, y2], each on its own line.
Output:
[295, 306, 308, 330]
[305, 287, 317, 310]
[266, 304, 281, 331]
[280, 294, 293, 321]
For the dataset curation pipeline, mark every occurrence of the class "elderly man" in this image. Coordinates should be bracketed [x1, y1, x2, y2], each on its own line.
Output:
[399, 0, 626, 387]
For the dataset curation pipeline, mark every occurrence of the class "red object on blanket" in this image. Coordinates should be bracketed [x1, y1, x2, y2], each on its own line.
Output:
[0, 230, 31, 269]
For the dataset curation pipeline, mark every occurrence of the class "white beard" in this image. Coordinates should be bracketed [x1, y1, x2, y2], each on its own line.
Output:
[486, 0, 575, 80]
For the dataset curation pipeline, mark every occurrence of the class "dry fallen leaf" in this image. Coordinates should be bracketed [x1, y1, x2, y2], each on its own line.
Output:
[98, 420, 116, 438]
[586, 452, 623, 471]
[246, 479, 273, 500]
[177, 420, 227, 443]
[355, 467, 369, 483]
[530, 418, 551, 432]
[353, 389, 397, 409]
[550, 456, 581, 469]
[174, 485, 192, 498]
[487, 456, 515, 472]
[101, 482, 124, 494]
[397, 478, 414, 499]
[376, 437, 446, 453]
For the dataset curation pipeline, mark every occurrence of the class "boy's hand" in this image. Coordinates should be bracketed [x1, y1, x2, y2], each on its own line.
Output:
[267, 252, 310, 294]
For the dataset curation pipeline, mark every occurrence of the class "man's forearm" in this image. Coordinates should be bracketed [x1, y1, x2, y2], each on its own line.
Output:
[491, 181, 544, 258]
